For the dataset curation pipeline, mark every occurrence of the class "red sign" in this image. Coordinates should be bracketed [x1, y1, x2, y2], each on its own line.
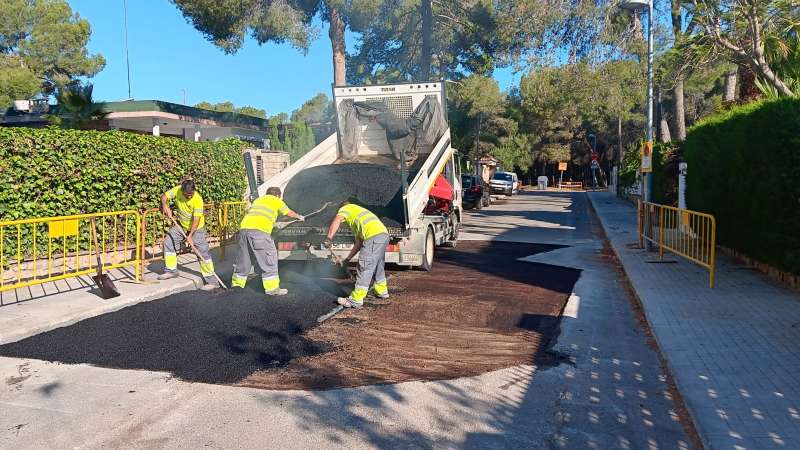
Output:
[591, 151, 599, 162]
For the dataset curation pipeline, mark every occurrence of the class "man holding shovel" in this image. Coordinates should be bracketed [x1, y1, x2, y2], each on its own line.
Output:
[158, 179, 219, 290]
[324, 199, 390, 308]
[231, 187, 305, 296]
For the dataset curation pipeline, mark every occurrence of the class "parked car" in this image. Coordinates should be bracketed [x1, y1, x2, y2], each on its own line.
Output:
[461, 174, 491, 209]
[490, 171, 518, 195]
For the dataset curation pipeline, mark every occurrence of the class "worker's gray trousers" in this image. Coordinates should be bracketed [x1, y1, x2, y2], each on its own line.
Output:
[163, 226, 217, 285]
[351, 233, 390, 302]
[231, 229, 280, 292]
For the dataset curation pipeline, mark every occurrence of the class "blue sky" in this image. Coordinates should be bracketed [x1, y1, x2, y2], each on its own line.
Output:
[68, 0, 518, 115]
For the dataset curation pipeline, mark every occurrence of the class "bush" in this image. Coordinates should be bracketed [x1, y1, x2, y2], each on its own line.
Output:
[0, 127, 247, 220]
[683, 98, 800, 274]
[618, 139, 679, 205]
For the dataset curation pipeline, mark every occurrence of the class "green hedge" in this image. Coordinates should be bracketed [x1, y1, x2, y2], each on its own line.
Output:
[618, 139, 679, 205]
[683, 98, 800, 274]
[0, 127, 246, 220]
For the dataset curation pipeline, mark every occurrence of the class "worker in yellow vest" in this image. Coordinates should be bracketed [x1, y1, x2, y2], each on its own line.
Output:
[324, 199, 390, 308]
[158, 179, 218, 290]
[231, 187, 305, 296]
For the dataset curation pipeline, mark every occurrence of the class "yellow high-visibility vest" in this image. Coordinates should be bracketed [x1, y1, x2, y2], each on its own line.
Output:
[165, 185, 205, 230]
[337, 204, 387, 240]
[240, 195, 290, 234]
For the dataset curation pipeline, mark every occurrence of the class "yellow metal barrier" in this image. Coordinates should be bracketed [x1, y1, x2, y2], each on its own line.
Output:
[638, 201, 717, 288]
[0, 211, 141, 293]
[219, 201, 249, 259]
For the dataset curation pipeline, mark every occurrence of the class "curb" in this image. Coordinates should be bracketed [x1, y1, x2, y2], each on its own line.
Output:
[585, 192, 708, 450]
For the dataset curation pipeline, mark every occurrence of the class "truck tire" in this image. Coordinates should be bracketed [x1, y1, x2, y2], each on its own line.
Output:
[420, 228, 435, 271]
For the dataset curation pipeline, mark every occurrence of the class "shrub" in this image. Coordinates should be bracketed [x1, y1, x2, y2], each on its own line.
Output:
[0, 127, 247, 220]
[683, 97, 800, 274]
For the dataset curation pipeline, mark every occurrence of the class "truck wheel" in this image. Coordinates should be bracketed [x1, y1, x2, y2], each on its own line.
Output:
[420, 228, 435, 271]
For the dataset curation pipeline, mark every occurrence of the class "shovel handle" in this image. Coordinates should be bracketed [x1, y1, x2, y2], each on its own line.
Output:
[89, 218, 103, 277]
[169, 217, 228, 289]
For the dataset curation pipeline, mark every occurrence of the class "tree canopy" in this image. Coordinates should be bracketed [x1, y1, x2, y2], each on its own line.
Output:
[0, 0, 104, 107]
[194, 101, 267, 118]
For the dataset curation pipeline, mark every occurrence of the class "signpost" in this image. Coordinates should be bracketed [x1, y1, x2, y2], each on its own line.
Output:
[558, 162, 567, 188]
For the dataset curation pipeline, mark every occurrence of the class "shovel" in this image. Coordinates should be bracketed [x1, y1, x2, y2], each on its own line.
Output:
[169, 217, 228, 290]
[326, 244, 356, 280]
[275, 202, 331, 230]
[90, 218, 121, 299]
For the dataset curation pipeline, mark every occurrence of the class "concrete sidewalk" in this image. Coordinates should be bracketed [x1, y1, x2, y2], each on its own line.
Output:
[588, 192, 800, 450]
[0, 249, 234, 345]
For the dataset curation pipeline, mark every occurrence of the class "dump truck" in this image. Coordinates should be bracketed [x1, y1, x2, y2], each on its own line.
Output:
[260, 81, 462, 270]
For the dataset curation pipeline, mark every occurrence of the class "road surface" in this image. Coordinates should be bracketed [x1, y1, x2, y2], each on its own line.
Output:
[0, 191, 697, 449]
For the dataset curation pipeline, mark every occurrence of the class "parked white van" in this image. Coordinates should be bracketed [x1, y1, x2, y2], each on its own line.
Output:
[490, 171, 518, 195]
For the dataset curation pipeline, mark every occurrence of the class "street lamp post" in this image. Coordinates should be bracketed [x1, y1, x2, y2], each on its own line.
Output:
[620, 0, 654, 205]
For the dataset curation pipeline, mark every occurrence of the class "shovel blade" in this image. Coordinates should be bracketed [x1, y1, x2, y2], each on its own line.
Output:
[92, 274, 121, 299]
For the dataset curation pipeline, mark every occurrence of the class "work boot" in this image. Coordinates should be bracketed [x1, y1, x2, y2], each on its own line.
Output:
[375, 293, 390, 300]
[266, 288, 289, 296]
[200, 283, 218, 291]
[337, 297, 363, 308]
[157, 271, 179, 280]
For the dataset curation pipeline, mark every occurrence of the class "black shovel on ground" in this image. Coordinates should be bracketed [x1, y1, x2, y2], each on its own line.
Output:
[90, 218, 121, 299]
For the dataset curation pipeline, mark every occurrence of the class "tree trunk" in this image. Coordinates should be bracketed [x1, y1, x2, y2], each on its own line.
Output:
[738, 66, 760, 102]
[657, 88, 672, 143]
[670, 0, 686, 141]
[659, 116, 672, 142]
[632, 12, 644, 42]
[751, 57, 795, 96]
[618, 117, 623, 164]
[724, 69, 737, 102]
[420, 0, 433, 81]
[673, 80, 685, 140]
[328, 6, 346, 86]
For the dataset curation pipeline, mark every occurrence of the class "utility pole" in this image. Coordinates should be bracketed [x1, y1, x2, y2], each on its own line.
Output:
[474, 112, 482, 177]
[123, 0, 132, 99]
[621, 0, 655, 249]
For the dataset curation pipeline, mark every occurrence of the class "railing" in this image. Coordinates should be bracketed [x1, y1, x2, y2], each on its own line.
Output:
[1, 199, 249, 295]
[559, 181, 583, 191]
[0, 211, 141, 293]
[638, 201, 717, 288]
[219, 201, 249, 259]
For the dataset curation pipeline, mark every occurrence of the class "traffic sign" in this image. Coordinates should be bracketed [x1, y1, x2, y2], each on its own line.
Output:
[641, 141, 653, 173]
[558, 162, 567, 171]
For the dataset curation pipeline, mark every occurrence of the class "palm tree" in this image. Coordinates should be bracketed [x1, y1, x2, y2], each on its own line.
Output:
[53, 83, 106, 129]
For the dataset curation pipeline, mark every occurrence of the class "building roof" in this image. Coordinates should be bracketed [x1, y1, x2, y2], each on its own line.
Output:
[2, 100, 269, 131]
[100, 100, 269, 130]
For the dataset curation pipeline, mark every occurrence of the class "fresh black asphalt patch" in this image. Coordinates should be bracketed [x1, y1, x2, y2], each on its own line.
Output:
[0, 264, 343, 384]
